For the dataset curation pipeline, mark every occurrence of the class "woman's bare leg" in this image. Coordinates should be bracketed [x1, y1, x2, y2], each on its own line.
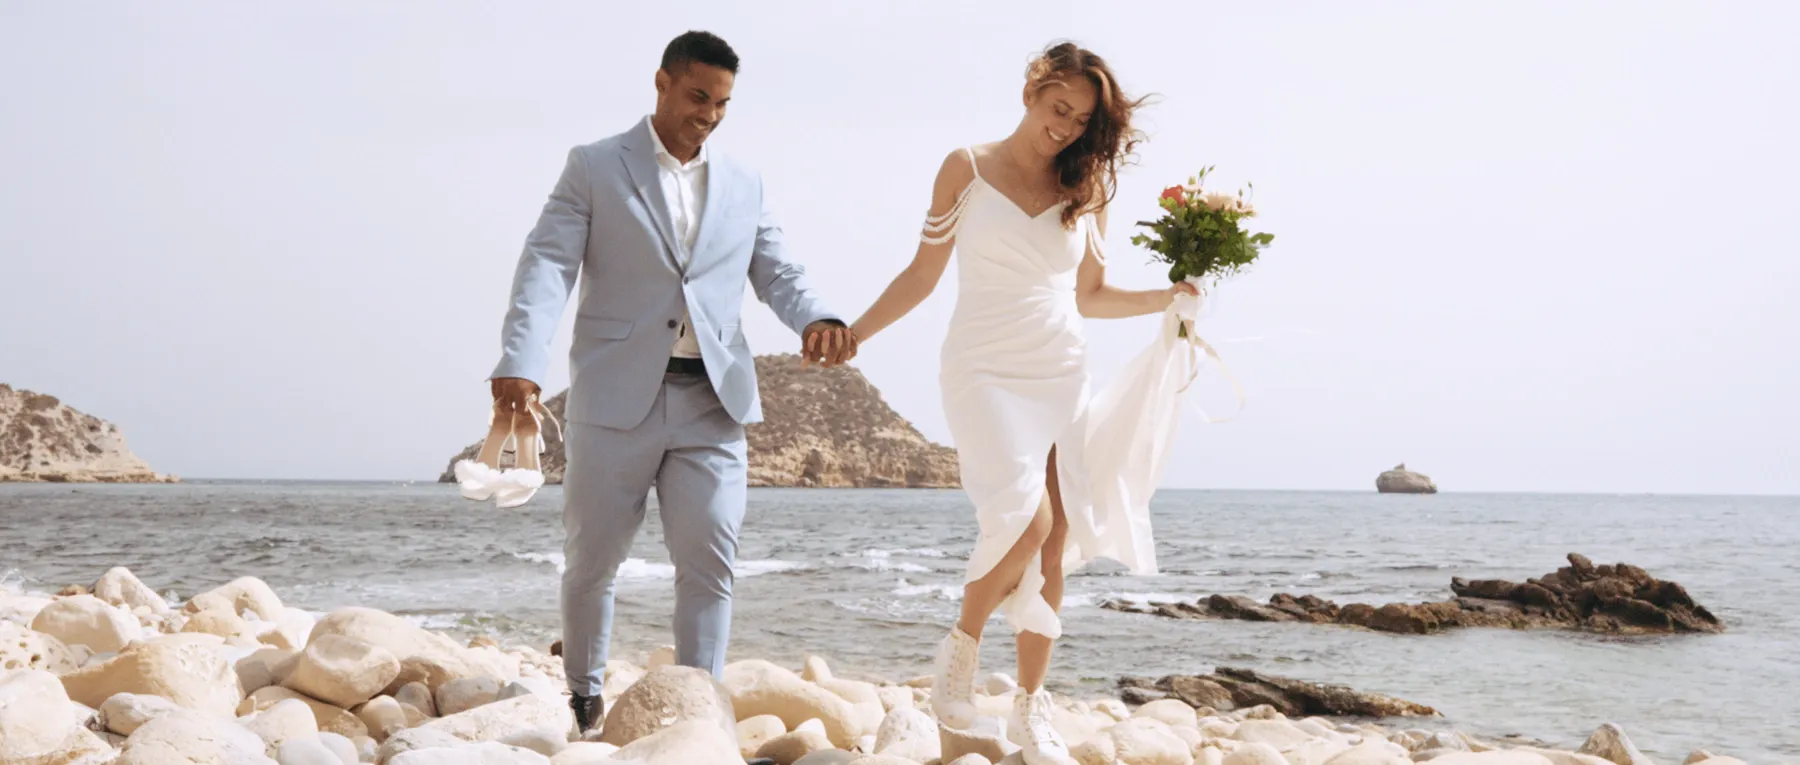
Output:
[956, 492, 1054, 639]
[1016, 447, 1068, 692]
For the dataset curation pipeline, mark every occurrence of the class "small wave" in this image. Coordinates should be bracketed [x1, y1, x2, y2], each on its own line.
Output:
[893, 578, 960, 600]
[1087, 591, 1193, 608]
[508, 552, 803, 579]
[864, 548, 950, 559]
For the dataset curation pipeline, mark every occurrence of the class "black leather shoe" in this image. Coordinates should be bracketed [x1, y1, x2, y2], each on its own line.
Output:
[569, 691, 603, 736]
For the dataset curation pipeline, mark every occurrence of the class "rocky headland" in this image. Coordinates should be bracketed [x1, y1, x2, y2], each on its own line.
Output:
[0, 384, 175, 483]
[1101, 554, 1723, 636]
[439, 355, 960, 489]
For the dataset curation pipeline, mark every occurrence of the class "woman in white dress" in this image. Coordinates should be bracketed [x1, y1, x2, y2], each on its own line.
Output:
[850, 42, 1195, 762]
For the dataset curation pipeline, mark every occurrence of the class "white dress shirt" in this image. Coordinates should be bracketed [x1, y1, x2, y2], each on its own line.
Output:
[643, 116, 709, 359]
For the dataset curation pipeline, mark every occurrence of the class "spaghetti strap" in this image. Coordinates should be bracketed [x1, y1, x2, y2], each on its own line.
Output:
[920, 147, 980, 245]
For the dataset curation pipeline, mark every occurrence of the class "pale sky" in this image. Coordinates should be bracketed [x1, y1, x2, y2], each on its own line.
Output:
[3, 3, 1796, 494]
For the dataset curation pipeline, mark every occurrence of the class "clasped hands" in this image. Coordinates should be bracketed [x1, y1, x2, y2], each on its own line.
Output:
[801, 320, 859, 369]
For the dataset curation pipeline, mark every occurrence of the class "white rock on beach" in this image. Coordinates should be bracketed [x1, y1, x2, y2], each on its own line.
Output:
[376, 728, 471, 764]
[939, 716, 1016, 763]
[438, 676, 505, 717]
[873, 706, 939, 762]
[755, 727, 835, 764]
[387, 742, 550, 765]
[285, 634, 403, 709]
[279, 737, 347, 765]
[238, 647, 301, 696]
[737, 714, 788, 759]
[609, 717, 742, 764]
[317, 732, 360, 765]
[724, 658, 862, 748]
[197, 577, 288, 622]
[1323, 739, 1413, 765]
[417, 694, 572, 743]
[94, 567, 171, 615]
[1110, 716, 1194, 765]
[184, 608, 257, 640]
[1222, 742, 1288, 765]
[1134, 698, 1202, 731]
[394, 681, 439, 717]
[600, 664, 735, 747]
[549, 742, 618, 765]
[0, 669, 82, 761]
[243, 685, 370, 739]
[98, 691, 186, 736]
[353, 695, 416, 742]
[1510, 748, 1617, 765]
[242, 698, 323, 755]
[819, 677, 887, 741]
[309, 607, 510, 694]
[1426, 753, 1557, 765]
[59, 634, 242, 716]
[0, 620, 80, 674]
[117, 708, 278, 765]
[31, 594, 143, 653]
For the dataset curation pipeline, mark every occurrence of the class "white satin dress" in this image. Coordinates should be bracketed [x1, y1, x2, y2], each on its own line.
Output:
[924, 148, 1159, 641]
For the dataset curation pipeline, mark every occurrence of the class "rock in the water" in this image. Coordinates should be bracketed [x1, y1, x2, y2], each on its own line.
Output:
[1119, 668, 1436, 718]
[1104, 553, 1723, 636]
[116, 709, 277, 765]
[438, 357, 962, 489]
[60, 635, 242, 716]
[93, 567, 171, 616]
[1375, 464, 1437, 494]
[0, 621, 80, 674]
[1577, 723, 1654, 765]
[599, 664, 735, 747]
[0, 384, 177, 483]
[30, 594, 142, 653]
[724, 659, 862, 748]
[282, 635, 402, 710]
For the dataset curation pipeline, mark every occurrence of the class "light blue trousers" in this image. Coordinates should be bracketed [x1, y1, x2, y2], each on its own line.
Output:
[559, 373, 747, 695]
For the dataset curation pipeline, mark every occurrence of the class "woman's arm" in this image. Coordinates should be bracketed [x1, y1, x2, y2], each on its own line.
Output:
[1075, 207, 1196, 319]
[850, 149, 977, 341]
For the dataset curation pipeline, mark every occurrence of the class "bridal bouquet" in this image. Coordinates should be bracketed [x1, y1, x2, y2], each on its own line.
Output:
[1131, 167, 1274, 336]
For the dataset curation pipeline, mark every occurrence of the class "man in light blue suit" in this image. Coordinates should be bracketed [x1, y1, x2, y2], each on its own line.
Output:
[487, 31, 856, 737]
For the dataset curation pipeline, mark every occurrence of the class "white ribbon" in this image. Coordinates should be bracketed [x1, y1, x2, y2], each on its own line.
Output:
[1167, 276, 1247, 423]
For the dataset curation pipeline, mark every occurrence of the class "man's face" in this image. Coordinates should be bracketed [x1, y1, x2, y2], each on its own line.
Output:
[653, 63, 734, 159]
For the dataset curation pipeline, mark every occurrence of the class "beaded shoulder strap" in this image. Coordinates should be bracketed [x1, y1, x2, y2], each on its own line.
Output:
[920, 147, 980, 245]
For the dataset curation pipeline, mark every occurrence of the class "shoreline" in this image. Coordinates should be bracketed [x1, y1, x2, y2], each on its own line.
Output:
[2, 567, 1766, 765]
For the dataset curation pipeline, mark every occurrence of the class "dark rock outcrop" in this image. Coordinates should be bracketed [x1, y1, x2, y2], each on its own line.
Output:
[1101, 553, 1723, 635]
[440, 355, 960, 488]
[1118, 668, 1439, 718]
[0, 384, 175, 483]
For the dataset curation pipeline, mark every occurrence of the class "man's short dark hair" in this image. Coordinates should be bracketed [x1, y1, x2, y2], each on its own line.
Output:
[661, 31, 739, 75]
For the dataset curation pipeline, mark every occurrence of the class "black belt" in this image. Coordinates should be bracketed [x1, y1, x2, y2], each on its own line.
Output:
[666, 357, 706, 375]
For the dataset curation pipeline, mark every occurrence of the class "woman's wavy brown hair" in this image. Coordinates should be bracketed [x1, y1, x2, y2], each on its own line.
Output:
[1029, 41, 1150, 229]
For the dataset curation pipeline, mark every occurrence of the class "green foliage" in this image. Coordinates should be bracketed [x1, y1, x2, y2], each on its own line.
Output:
[1131, 167, 1275, 284]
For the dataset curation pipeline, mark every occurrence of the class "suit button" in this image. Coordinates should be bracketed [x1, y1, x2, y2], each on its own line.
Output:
[667, 319, 678, 329]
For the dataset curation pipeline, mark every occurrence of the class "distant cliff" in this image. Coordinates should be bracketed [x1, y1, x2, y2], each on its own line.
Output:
[439, 355, 960, 488]
[0, 384, 176, 483]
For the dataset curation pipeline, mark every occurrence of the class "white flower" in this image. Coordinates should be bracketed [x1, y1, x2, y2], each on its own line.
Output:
[1200, 191, 1240, 211]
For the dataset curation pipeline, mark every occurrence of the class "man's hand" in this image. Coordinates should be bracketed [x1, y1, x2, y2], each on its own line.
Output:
[801, 321, 858, 368]
[491, 377, 542, 415]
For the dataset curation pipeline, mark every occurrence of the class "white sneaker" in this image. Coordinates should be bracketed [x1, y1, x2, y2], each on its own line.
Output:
[1008, 688, 1073, 765]
[929, 627, 980, 729]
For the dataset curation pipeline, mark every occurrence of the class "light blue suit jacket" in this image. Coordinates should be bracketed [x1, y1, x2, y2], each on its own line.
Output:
[490, 120, 837, 429]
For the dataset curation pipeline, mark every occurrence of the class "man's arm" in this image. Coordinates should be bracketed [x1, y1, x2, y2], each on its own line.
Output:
[490, 146, 592, 407]
[746, 173, 855, 365]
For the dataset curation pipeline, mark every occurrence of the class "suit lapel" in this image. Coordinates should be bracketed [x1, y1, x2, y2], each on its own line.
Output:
[619, 122, 683, 274]
[690, 153, 733, 272]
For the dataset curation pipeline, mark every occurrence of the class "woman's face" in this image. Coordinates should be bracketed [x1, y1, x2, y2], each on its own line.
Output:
[1022, 75, 1098, 158]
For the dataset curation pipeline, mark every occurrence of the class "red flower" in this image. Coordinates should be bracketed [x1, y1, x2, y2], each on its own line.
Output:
[1160, 186, 1186, 203]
